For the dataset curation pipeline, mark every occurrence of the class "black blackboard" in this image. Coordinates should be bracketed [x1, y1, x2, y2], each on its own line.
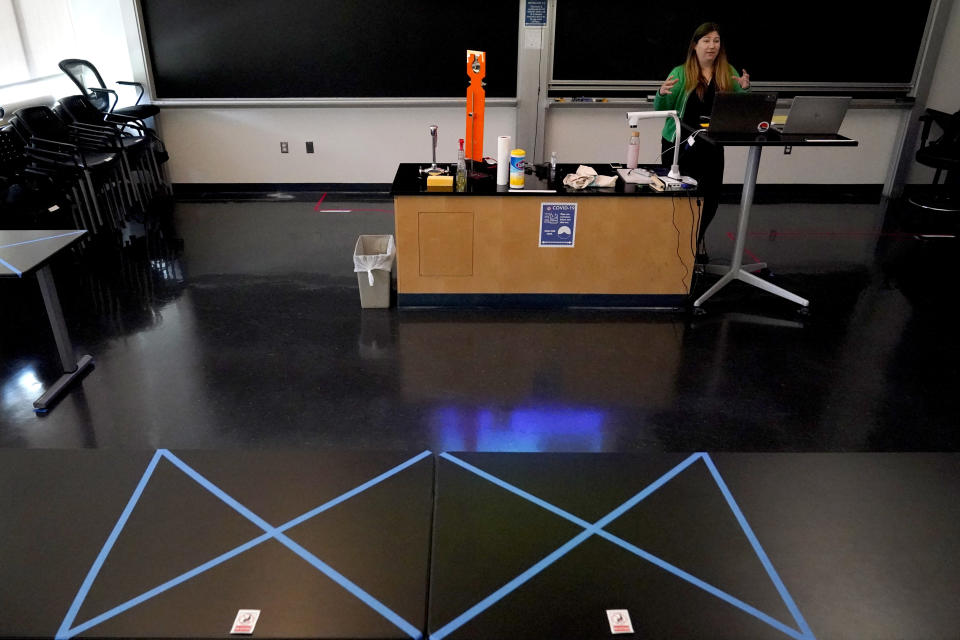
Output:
[552, 2, 931, 87]
[141, 0, 520, 99]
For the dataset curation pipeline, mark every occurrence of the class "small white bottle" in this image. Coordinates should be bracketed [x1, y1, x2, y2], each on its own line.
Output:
[550, 151, 557, 180]
[626, 131, 640, 169]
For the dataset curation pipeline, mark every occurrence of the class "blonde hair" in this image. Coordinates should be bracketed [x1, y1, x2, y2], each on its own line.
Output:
[683, 22, 733, 99]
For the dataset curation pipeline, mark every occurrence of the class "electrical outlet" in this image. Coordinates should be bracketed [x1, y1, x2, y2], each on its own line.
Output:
[305, 141, 314, 153]
[784, 146, 792, 155]
[280, 141, 289, 153]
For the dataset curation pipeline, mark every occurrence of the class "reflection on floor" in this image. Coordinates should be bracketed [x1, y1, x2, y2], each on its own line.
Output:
[1, 193, 957, 451]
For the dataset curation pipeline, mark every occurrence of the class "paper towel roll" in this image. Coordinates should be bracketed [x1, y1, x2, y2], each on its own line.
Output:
[496, 136, 512, 185]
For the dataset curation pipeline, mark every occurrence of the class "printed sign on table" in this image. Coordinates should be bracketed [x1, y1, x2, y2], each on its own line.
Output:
[230, 609, 260, 635]
[539, 202, 577, 248]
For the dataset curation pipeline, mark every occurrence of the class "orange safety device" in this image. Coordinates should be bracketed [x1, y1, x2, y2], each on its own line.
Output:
[465, 50, 486, 162]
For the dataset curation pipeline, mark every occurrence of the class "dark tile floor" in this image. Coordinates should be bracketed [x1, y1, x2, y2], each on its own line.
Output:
[2, 193, 958, 452]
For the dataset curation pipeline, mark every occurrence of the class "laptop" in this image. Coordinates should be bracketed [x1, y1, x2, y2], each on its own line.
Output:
[779, 96, 851, 135]
[706, 92, 778, 135]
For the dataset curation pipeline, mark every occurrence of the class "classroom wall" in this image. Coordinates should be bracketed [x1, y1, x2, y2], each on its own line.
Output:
[150, 0, 959, 189]
[159, 107, 517, 184]
[10, 0, 954, 189]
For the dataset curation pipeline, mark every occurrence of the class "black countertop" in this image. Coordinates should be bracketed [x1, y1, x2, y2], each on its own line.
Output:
[390, 163, 698, 197]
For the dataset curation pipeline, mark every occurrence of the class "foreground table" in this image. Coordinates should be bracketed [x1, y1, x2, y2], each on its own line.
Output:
[0, 449, 434, 639]
[0, 229, 93, 411]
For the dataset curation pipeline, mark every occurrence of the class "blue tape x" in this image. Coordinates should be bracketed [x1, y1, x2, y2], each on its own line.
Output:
[56, 449, 432, 640]
[431, 452, 815, 640]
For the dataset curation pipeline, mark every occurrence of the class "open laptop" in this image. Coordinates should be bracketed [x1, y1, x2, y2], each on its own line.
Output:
[779, 96, 851, 135]
[706, 92, 778, 135]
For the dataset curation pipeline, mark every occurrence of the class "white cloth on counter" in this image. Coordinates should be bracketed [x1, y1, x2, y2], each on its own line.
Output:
[562, 164, 618, 189]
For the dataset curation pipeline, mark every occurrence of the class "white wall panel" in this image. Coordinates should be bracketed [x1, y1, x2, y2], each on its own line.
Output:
[161, 107, 517, 184]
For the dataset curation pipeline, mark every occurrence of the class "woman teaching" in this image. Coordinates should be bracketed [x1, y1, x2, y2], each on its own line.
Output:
[653, 22, 750, 259]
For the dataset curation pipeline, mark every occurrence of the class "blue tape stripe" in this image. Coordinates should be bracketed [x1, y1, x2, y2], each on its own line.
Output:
[56, 450, 164, 640]
[430, 528, 596, 640]
[701, 454, 815, 640]
[0, 230, 84, 250]
[430, 453, 704, 640]
[160, 450, 424, 639]
[592, 452, 704, 530]
[65, 533, 273, 638]
[280, 450, 433, 532]
[596, 530, 805, 640]
[438, 453, 592, 528]
[0, 256, 22, 277]
[160, 450, 276, 530]
[272, 530, 422, 639]
[66, 450, 432, 639]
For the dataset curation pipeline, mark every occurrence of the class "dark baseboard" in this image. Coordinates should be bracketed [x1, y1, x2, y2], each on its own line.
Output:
[172, 183, 391, 201]
[172, 182, 884, 205]
[397, 293, 689, 309]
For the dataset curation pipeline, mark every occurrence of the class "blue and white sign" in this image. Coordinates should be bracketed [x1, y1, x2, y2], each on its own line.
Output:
[539, 202, 577, 247]
[524, 0, 547, 26]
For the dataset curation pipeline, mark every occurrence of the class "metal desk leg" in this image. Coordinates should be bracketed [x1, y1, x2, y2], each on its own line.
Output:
[34, 265, 94, 411]
[694, 145, 809, 309]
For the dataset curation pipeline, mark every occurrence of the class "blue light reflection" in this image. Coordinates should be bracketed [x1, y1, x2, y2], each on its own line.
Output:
[433, 405, 607, 452]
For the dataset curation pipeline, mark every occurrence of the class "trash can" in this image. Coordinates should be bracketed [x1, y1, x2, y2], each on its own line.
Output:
[353, 235, 396, 308]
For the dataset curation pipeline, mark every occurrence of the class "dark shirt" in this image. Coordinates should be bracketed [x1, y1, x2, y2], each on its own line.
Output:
[682, 77, 716, 131]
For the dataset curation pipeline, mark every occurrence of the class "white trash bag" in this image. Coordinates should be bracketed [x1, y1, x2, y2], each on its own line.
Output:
[353, 235, 396, 286]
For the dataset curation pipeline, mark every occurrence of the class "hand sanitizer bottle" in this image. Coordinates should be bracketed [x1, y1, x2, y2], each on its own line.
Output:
[456, 138, 467, 192]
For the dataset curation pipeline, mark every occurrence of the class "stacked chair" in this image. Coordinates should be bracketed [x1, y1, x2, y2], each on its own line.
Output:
[1, 101, 169, 241]
[1, 59, 170, 241]
[1, 119, 76, 230]
[58, 59, 160, 122]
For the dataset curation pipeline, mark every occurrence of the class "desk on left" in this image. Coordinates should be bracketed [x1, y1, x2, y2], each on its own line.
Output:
[0, 229, 93, 412]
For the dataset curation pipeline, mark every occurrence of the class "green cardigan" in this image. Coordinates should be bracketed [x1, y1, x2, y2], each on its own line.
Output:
[652, 64, 747, 142]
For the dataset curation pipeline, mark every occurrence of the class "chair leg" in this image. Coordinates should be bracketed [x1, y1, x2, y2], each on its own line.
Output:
[80, 172, 104, 228]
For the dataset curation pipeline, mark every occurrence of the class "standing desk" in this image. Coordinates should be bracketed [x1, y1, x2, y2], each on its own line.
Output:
[0, 229, 93, 412]
[694, 133, 858, 311]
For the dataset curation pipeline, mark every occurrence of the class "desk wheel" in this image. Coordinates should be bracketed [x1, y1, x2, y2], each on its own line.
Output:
[797, 305, 811, 317]
[692, 306, 708, 317]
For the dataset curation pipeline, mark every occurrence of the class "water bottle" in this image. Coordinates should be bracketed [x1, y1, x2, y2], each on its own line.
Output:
[626, 131, 640, 169]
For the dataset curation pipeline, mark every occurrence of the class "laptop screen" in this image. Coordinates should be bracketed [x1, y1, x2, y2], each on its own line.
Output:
[708, 93, 778, 135]
[781, 96, 851, 135]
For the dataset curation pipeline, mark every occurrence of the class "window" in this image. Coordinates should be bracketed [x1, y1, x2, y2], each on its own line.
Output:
[0, 0, 133, 110]
[0, 0, 78, 87]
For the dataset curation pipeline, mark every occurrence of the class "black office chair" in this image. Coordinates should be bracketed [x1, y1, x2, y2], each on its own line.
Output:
[1, 124, 80, 229]
[10, 106, 132, 233]
[55, 95, 170, 203]
[908, 107, 960, 214]
[58, 59, 160, 121]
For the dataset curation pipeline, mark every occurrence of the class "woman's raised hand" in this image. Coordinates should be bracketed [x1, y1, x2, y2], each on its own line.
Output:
[659, 75, 679, 96]
[738, 70, 750, 89]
